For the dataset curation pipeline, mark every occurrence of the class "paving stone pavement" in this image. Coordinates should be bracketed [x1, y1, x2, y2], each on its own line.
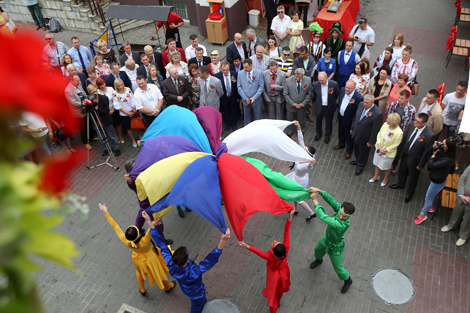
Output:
[29, 0, 470, 312]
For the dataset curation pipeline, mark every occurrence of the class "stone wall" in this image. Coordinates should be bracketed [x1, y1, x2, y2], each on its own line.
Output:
[0, 0, 104, 34]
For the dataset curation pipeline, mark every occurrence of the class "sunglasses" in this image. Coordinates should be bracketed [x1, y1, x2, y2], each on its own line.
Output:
[211, 54, 218, 56]
[45, 38, 53, 40]
[283, 54, 290, 56]
[277, 11, 284, 14]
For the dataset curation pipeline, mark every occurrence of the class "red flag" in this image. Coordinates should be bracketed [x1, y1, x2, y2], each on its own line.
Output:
[218, 153, 293, 240]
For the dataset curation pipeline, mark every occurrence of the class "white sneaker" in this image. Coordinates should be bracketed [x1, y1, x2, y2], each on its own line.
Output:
[441, 225, 450, 232]
[456, 238, 467, 246]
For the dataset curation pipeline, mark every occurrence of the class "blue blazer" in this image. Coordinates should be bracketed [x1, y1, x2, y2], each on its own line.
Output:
[106, 71, 132, 90]
[317, 57, 337, 78]
[236, 69, 264, 106]
[215, 70, 240, 101]
[338, 88, 363, 127]
[226, 42, 248, 64]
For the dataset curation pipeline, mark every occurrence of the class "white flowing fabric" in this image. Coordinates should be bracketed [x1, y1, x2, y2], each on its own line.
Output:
[245, 119, 295, 131]
[223, 124, 313, 162]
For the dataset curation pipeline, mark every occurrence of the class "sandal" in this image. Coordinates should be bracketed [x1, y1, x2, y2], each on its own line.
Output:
[68, 147, 77, 153]
[65, 148, 72, 155]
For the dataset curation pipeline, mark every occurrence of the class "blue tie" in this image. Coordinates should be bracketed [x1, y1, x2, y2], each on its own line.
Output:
[76, 48, 86, 70]
[359, 109, 367, 121]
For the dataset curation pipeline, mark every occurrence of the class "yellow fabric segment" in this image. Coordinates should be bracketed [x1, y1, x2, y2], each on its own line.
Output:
[98, 30, 108, 43]
[135, 152, 210, 203]
[152, 206, 172, 220]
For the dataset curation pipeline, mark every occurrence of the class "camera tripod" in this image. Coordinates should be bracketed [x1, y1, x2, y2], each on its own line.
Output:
[85, 109, 119, 171]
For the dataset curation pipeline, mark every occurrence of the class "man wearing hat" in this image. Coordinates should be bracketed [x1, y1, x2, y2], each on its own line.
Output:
[324, 22, 346, 61]
[348, 17, 375, 59]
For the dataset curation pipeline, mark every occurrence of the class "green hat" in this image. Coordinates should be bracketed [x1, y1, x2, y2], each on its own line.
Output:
[328, 22, 344, 35]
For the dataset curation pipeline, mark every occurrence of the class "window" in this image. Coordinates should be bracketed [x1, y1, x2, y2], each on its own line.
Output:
[163, 0, 189, 22]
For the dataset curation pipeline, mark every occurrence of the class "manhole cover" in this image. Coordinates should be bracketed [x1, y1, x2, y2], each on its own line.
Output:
[202, 299, 240, 313]
[371, 268, 415, 305]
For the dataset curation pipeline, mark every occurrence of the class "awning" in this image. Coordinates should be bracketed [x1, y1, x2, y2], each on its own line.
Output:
[105, 5, 174, 21]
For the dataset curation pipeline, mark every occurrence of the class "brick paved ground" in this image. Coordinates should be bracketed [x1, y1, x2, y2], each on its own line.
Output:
[30, 0, 470, 312]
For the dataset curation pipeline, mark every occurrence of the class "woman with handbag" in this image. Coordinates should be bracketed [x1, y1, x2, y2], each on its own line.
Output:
[113, 78, 141, 148]
[288, 11, 304, 59]
[368, 65, 392, 118]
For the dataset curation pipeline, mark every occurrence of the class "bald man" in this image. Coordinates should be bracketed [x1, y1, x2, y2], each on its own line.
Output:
[226, 33, 249, 64]
[143, 45, 164, 77]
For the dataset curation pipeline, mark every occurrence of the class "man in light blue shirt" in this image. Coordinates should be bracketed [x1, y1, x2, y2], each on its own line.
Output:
[23, 0, 45, 30]
[68, 37, 93, 70]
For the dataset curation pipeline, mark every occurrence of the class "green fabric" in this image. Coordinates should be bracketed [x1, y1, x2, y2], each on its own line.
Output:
[314, 236, 349, 280]
[242, 157, 310, 202]
[314, 191, 350, 247]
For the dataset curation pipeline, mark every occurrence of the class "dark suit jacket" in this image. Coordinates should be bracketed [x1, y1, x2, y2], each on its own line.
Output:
[292, 56, 316, 78]
[230, 63, 242, 73]
[311, 80, 339, 115]
[136, 63, 156, 78]
[402, 125, 434, 169]
[338, 89, 363, 128]
[106, 71, 132, 89]
[352, 103, 382, 145]
[96, 95, 113, 127]
[162, 76, 191, 108]
[119, 51, 141, 67]
[264, 0, 278, 20]
[150, 52, 165, 77]
[226, 42, 248, 63]
[215, 70, 240, 102]
[77, 72, 87, 93]
[188, 56, 211, 67]
[248, 36, 267, 57]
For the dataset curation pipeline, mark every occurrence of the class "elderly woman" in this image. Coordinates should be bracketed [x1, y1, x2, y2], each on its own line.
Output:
[391, 45, 418, 86]
[370, 113, 404, 186]
[369, 65, 392, 117]
[349, 62, 369, 96]
[113, 78, 140, 147]
[208, 50, 222, 75]
[389, 33, 406, 60]
[146, 64, 164, 90]
[164, 51, 189, 78]
[61, 53, 81, 76]
[97, 77, 123, 143]
[94, 54, 111, 78]
[85, 66, 98, 87]
[265, 35, 282, 59]
[97, 39, 117, 65]
[387, 74, 411, 108]
[188, 63, 200, 109]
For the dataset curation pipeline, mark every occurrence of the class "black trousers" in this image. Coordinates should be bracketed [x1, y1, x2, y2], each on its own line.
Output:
[338, 115, 354, 153]
[397, 154, 421, 196]
[316, 106, 333, 137]
[353, 141, 371, 171]
[142, 114, 156, 128]
[220, 99, 241, 128]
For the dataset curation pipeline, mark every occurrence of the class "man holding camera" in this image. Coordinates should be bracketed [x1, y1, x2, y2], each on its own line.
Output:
[390, 113, 434, 203]
[65, 75, 92, 150]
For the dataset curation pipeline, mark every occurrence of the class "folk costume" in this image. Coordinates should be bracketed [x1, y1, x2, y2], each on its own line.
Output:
[324, 22, 346, 60]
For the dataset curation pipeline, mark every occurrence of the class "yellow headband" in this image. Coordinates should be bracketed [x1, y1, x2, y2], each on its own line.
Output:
[127, 225, 140, 248]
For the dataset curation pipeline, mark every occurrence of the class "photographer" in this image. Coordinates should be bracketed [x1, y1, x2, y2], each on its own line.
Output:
[414, 138, 456, 224]
[86, 84, 121, 158]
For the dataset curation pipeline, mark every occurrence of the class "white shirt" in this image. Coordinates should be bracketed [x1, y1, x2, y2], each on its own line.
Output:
[342, 50, 361, 65]
[121, 64, 140, 91]
[185, 44, 207, 60]
[271, 15, 292, 37]
[320, 82, 328, 106]
[134, 84, 163, 112]
[420, 103, 434, 114]
[349, 25, 375, 55]
[442, 92, 466, 126]
[19, 112, 48, 138]
[235, 44, 246, 60]
[340, 92, 353, 116]
[98, 86, 115, 110]
[408, 126, 426, 149]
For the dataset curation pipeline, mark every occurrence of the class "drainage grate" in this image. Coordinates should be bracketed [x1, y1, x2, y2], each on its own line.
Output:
[202, 299, 240, 313]
[371, 268, 415, 305]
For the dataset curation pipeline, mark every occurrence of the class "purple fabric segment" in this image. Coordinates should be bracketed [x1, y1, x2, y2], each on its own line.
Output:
[129, 135, 202, 181]
[147, 155, 227, 233]
[193, 106, 222, 155]
[215, 142, 227, 161]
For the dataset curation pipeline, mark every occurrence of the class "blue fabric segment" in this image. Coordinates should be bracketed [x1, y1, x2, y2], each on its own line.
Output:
[140, 105, 212, 154]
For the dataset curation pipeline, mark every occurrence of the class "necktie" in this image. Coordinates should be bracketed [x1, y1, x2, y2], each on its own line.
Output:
[407, 129, 418, 151]
[270, 74, 277, 95]
[236, 66, 239, 73]
[248, 72, 251, 81]
[345, 53, 350, 56]
[359, 108, 367, 121]
[198, 60, 202, 67]
[225, 75, 231, 97]
[76, 48, 86, 70]
[174, 79, 179, 93]
[297, 82, 301, 93]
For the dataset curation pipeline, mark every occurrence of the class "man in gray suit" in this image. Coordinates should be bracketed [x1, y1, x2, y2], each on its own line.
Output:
[283, 68, 312, 129]
[350, 94, 382, 175]
[237, 59, 265, 126]
[311, 72, 340, 144]
[263, 60, 286, 119]
[65, 75, 92, 149]
[198, 65, 224, 111]
[246, 28, 267, 57]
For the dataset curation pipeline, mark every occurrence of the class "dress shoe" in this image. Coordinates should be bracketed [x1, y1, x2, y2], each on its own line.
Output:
[404, 194, 413, 203]
[349, 160, 357, 165]
[389, 184, 404, 189]
[341, 277, 353, 294]
[368, 176, 380, 183]
[345, 153, 352, 160]
[315, 134, 322, 141]
[441, 225, 451, 232]
[309, 259, 323, 269]
[307, 114, 314, 122]
[391, 166, 398, 176]
[456, 238, 467, 246]
[355, 169, 362, 176]
[333, 145, 345, 150]
[324, 137, 330, 144]
[306, 213, 316, 222]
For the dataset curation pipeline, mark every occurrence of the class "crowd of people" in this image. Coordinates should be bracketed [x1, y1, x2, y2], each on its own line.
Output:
[6, 3, 470, 312]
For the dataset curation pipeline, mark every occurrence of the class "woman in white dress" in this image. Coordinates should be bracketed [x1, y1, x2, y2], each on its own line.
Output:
[265, 35, 282, 59]
[285, 121, 317, 221]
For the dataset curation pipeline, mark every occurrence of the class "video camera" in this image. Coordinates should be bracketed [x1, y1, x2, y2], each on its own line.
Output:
[80, 93, 98, 113]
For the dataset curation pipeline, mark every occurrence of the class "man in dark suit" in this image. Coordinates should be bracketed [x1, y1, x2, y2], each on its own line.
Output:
[216, 62, 241, 130]
[106, 63, 132, 89]
[226, 33, 249, 63]
[136, 54, 155, 78]
[334, 79, 363, 158]
[246, 28, 267, 56]
[350, 94, 382, 175]
[162, 67, 191, 108]
[187, 47, 211, 67]
[390, 113, 434, 202]
[119, 42, 141, 67]
[230, 54, 243, 73]
[311, 72, 339, 144]
[144, 45, 165, 78]
[263, 0, 278, 37]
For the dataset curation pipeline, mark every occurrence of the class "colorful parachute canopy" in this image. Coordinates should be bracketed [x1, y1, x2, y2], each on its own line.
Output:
[135, 152, 210, 204]
[146, 155, 226, 233]
[129, 135, 202, 180]
[218, 153, 293, 240]
[140, 105, 212, 154]
[246, 119, 294, 131]
[223, 124, 312, 162]
[242, 157, 311, 202]
[193, 106, 222, 155]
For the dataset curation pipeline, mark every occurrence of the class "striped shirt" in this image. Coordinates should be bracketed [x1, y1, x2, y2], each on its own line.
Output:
[275, 57, 293, 73]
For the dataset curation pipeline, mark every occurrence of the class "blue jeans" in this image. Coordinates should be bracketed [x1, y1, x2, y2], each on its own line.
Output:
[420, 181, 446, 216]
[96, 124, 120, 151]
[27, 3, 45, 27]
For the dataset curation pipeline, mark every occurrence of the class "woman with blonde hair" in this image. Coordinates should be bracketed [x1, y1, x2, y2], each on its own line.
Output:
[164, 51, 189, 78]
[146, 64, 164, 90]
[97, 39, 116, 65]
[113, 78, 141, 147]
[61, 53, 82, 76]
[94, 54, 111, 78]
[208, 50, 222, 75]
[370, 113, 403, 186]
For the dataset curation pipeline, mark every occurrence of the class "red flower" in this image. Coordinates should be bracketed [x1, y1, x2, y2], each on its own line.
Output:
[328, 89, 333, 94]
[126, 94, 130, 98]
[427, 111, 432, 116]
[252, 76, 257, 81]
[388, 132, 393, 137]
[349, 99, 355, 104]
[418, 136, 424, 141]
[0, 31, 77, 132]
[366, 112, 372, 117]
[231, 76, 237, 83]
[303, 85, 307, 89]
